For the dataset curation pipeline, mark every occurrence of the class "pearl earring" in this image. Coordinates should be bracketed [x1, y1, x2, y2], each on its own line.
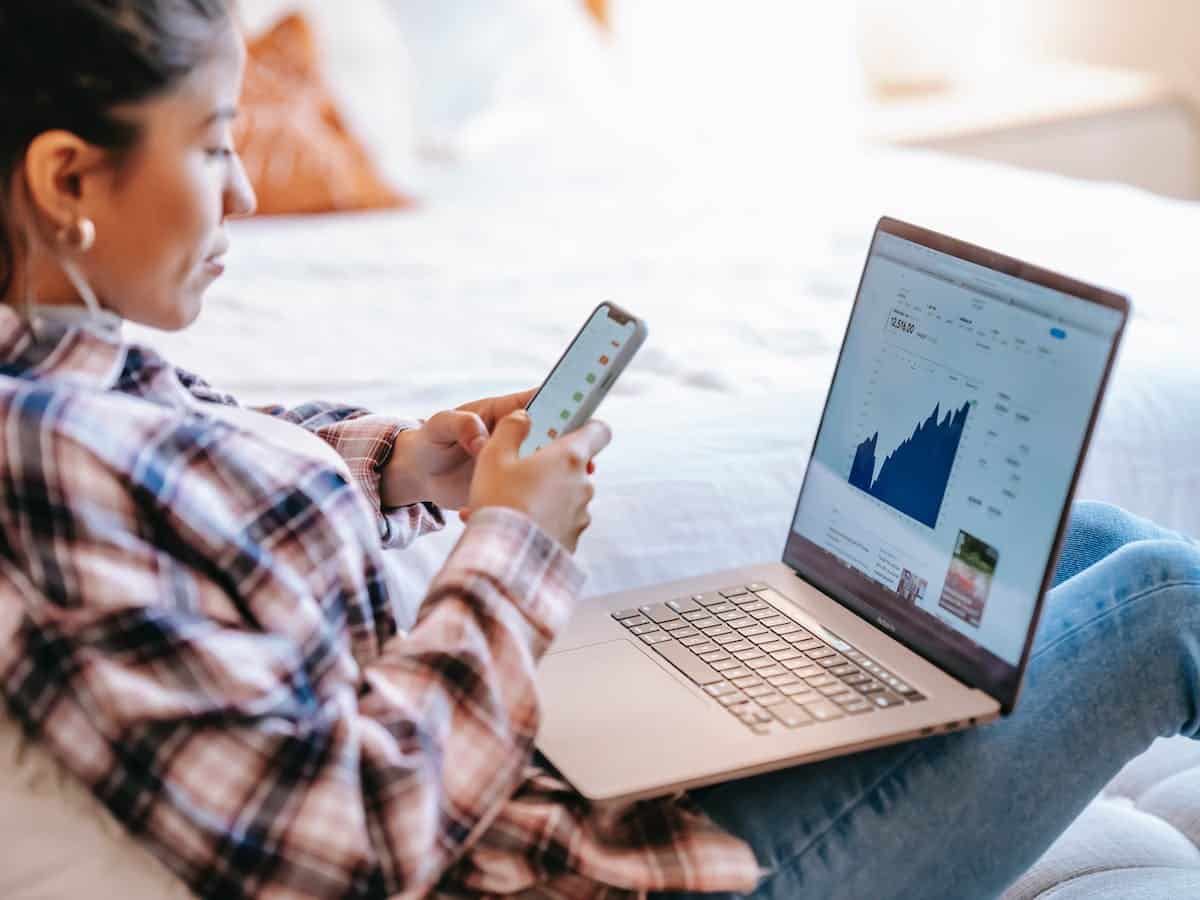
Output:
[56, 217, 96, 253]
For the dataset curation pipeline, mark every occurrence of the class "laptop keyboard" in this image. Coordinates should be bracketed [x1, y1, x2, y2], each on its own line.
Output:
[612, 583, 925, 735]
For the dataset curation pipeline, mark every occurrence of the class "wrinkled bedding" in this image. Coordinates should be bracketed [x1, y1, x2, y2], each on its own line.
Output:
[127, 136, 1200, 620]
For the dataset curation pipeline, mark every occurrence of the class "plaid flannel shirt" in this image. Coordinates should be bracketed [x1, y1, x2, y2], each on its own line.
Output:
[0, 306, 760, 899]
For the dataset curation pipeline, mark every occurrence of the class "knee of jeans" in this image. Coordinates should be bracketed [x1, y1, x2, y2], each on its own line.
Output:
[1109, 539, 1200, 602]
[1068, 500, 1142, 546]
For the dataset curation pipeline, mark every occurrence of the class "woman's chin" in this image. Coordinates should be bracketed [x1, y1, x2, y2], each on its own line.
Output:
[135, 291, 205, 332]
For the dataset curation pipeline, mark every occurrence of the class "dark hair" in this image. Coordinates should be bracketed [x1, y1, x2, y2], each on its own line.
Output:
[0, 0, 233, 303]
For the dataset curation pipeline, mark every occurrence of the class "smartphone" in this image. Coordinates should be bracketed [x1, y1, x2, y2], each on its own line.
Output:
[520, 302, 648, 457]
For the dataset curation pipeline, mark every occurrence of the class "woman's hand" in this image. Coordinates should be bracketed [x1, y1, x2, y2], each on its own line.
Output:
[379, 389, 535, 510]
[467, 410, 611, 552]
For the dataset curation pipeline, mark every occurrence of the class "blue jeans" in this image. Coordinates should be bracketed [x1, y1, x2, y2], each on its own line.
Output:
[665, 502, 1200, 899]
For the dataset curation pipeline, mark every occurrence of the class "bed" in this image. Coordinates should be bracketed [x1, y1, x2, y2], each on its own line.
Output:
[122, 123, 1200, 899]
[6, 2, 1200, 896]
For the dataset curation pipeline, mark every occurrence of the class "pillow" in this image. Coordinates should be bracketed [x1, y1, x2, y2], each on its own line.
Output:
[235, 9, 412, 215]
[384, 0, 620, 156]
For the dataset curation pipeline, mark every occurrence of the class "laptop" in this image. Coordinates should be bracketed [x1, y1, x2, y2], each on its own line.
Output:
[534, 217, 1130, 804]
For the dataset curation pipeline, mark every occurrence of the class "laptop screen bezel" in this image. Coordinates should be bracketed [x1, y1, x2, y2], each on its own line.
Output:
[782, 216, 1129, 714]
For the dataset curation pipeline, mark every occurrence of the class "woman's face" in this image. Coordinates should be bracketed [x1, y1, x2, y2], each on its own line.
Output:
[57, 23, 256, 330]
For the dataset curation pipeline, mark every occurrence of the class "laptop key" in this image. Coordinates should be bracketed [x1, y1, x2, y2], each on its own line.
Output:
[759, 615, 790, 628]
[630, 624, 661, 636]
[804, 674, 836, 687]
[759, 640, 791, 654]
[756, 692, 787, 707]
[756, 664, 787, 679]
[770, 648, 803, 662]
[613, 608, 641, 621]
[690, 642, 721, 655]
[724, 616, 755, 629]
[731, 675, 763, 689]
[839, 698, 875, 715]
[748, 632, 778, 645]
[693, 592, 729, 607]
[806, 647, 836, 661]
[640, 632, 673, 646]
[772, 622, 803, 636]
[733, 648, 766, 662]
[712, 633, 743, 646]
[818, 683, 853, 698]
[717, 692, 749, 706]
[740, 601, 770, 614]
[766, 673, 799, 687]
[679, 635, 707, 647]
[746, 583, 769, 593]
[772, 705, 814, 728]
[663, 620, 694, 634]
[668, 597, 703, 615]
[702, 625, 734, 637]
[779, 682, 814, 696]
[670, 627, 700, 640]
[618, 615, 650, 628]
[872, 692, 905, 708]
[682, 611, 714, 624]
[745, 656, 777, 671]
[724, 640, 754, 653]
[829, 664, 859, 677]
[802, 700, 844, 722]
[783, 660, 822, 675]
[712, 660, 744, 673]
[719, 586, 750, 598]
[700, 650, 732, 663]
[652, 640, 724, 685]
[705, 681, 738, 697]
[816, 654, 847, 668]
[640, 603, 681, 625]
[717, 609, 749, 622]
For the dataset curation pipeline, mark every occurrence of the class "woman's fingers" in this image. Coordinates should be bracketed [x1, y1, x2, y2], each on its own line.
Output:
[428, 409, 488, 454]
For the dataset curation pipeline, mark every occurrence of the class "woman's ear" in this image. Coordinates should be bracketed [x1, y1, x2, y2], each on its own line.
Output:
[21, 131, 110, 237]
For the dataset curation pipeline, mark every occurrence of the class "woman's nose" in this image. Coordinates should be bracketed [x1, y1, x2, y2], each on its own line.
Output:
[224, 152, 257, 220]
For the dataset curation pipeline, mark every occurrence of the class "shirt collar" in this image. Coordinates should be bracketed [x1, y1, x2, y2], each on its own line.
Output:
[0, 303, 128, 390]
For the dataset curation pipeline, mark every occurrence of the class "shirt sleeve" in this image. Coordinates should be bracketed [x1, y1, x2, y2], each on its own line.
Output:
[174, 368, 443, 549]
[255, 402, 445, 550]
[0, 395, 584, 898]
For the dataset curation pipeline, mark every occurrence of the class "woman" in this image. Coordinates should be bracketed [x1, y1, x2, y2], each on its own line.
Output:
[1, 3, 1197, 898]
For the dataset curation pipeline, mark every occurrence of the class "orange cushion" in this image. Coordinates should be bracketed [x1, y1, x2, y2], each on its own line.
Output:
[235, 12, 410, 216]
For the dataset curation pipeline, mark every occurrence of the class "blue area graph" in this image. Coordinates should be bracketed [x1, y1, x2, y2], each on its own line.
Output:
[848, 401, 971, 528]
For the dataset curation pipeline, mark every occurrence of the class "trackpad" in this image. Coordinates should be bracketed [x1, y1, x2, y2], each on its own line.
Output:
[537, 640, 709, 760]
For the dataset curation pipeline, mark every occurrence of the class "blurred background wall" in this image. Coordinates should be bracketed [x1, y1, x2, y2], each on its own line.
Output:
[605, 1, 1200, 199]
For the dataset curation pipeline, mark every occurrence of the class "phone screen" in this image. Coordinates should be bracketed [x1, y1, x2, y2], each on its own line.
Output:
[521, 305, 640, 457]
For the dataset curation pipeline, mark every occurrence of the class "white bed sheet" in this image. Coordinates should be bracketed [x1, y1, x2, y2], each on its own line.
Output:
[126, 135, 1200, 622]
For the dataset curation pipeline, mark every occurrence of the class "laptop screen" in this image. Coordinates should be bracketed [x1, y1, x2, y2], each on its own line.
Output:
[784, 219, 1127, 709]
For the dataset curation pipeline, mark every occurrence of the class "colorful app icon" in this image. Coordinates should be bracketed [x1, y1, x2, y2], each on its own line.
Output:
[599, 355, 610, 366]
[560, 409, 570, 420]
[611, 340, 621, 348]
[573, 391, 584, 402]
[585, 373, 597, 384]
[547, 428, 558, 439]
